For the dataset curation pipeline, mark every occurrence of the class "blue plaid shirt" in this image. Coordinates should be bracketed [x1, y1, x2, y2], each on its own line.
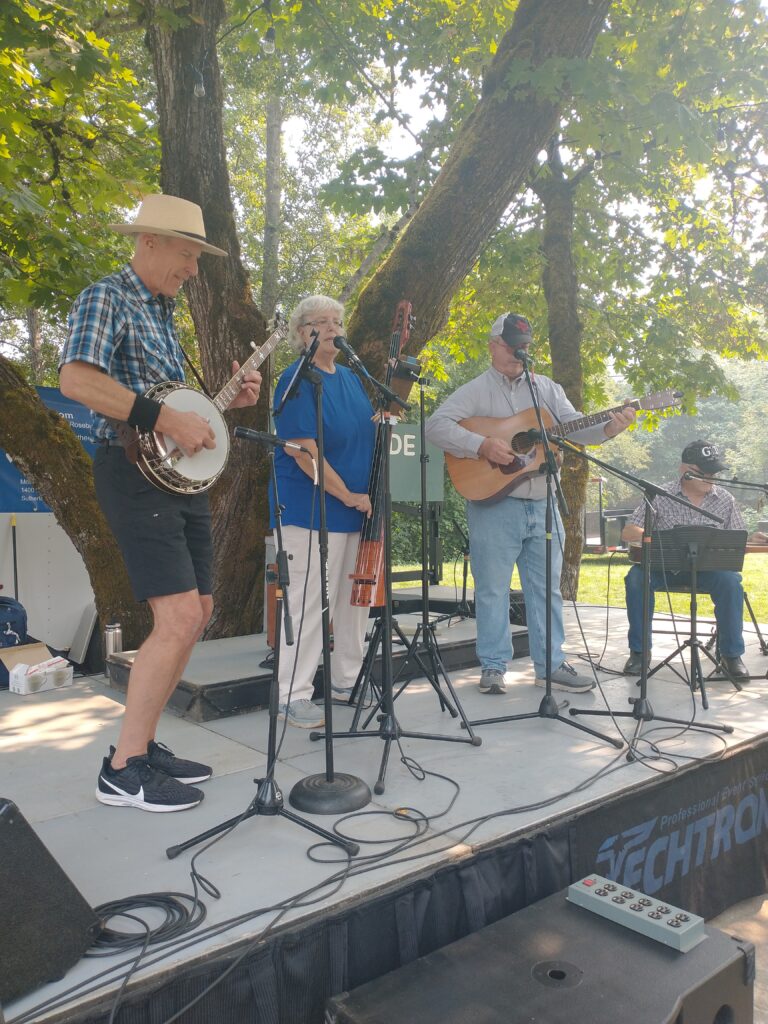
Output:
[60, 265, 186, 441]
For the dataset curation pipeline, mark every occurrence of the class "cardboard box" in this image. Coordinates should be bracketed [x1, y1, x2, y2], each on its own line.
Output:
[2, 644, 74, 695]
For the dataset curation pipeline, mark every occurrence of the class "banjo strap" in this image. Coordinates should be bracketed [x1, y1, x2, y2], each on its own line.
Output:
[178, 343, 212, 398]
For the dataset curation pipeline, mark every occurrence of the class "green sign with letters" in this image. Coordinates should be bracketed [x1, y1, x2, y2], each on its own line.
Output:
[388, 422, 444, 503]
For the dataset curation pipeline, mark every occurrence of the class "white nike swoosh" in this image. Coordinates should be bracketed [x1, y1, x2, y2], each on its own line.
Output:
[101, 777, 144, 801]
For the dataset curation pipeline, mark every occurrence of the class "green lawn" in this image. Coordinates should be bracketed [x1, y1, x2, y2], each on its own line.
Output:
[395, 552, 768, 623]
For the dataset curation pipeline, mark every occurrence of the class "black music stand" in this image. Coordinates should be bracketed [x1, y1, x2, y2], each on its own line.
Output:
[562, 446, 735, 755]
[642, 527, 748, 707]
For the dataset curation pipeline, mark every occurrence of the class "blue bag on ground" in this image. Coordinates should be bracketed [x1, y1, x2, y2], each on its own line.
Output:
[0, 597, 28, 687]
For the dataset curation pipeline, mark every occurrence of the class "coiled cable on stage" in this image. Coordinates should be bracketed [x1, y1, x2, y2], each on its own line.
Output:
[86, 891, 207, 955]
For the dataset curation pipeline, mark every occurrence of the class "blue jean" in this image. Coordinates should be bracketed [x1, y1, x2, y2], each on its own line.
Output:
[624, 565, 745, 657]
[467, 496, 565, 677]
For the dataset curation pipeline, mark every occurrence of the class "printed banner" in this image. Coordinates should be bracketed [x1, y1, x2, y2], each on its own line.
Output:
[572, 739, 768, 918]
[0, 388, 95, 513]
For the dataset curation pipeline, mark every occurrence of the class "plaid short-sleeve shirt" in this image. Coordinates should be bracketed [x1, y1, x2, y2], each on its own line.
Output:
[60, 265, 186, 441]
[629, 479, 746, 532]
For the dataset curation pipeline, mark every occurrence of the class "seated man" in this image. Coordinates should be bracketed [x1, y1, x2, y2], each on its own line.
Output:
[621, 439, 766, 680]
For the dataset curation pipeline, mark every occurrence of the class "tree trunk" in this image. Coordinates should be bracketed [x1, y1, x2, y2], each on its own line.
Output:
[346, 0, 611, 381]
[143, 0, 271, 637]
[0, 357, 151, 647]
[533, 146, 588, 600]
[261, 93, 282, 323]
[25, 309, 41, 383]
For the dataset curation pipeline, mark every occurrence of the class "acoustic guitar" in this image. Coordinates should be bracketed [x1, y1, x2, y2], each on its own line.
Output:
[445, 390, 681, 504]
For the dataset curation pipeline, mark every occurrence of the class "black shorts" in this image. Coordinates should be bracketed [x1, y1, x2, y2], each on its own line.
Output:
[93, 445, 213, 602]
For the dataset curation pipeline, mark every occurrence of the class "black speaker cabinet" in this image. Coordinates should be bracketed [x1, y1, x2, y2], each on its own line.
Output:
[0, 799, 100, 1007]
[327, 888, 754, 1024]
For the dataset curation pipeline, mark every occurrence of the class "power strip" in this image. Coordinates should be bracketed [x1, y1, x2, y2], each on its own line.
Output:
[567, 874, 706, 953]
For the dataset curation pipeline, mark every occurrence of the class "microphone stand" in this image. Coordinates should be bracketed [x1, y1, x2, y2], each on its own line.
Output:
[462, 354, 623, 749]
[447, 520, 473, 620]
[166, 447, 358, 860]
[314, 354, 480, 795]
[549, 438, 734, 758]
[275, 338, 371, 815]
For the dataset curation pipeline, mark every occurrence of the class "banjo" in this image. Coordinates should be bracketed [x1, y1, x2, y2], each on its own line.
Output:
[128, 317, 288, 495]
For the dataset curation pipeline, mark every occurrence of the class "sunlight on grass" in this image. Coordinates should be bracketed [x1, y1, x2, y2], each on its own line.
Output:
[395, 553, 768, 623]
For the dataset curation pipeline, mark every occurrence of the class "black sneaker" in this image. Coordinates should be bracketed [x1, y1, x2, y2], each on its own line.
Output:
[96, 751, 204, 812]
[147, 740, 212, 783]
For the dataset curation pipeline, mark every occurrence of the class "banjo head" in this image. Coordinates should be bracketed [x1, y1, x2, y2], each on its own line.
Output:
[146, 383, 229, 485]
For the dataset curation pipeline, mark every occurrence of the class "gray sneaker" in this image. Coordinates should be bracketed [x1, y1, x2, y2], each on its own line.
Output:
[277, 698, 325, 729]
[535, 662, 596, 692]
[478, 668, 507, 694]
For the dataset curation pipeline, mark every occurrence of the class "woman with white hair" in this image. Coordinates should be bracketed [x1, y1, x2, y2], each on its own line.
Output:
[271, 295, 376, 728]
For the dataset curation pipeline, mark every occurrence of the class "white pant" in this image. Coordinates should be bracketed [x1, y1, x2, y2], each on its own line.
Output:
[277, 526, 370, 703]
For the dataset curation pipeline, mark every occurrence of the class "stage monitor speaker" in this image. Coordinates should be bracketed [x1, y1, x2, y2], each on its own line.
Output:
[327, 887, 754, 1024]
[0, 799, 101, 1007]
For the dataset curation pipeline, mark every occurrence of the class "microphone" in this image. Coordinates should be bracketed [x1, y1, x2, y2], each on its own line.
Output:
[683, 471, 712, 481]
[333, 334, 368, 373]
[234, 427, 310, 454]
[513, 348, 532, 363]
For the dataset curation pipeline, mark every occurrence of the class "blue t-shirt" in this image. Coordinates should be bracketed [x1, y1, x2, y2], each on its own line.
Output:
[270, 361, 376, 532]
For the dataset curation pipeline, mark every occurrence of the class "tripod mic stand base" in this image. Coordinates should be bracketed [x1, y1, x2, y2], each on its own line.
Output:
[289, 772, 371, 815]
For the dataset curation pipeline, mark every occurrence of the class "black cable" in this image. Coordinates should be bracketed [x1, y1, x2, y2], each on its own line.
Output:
[87, 892, 207, 955]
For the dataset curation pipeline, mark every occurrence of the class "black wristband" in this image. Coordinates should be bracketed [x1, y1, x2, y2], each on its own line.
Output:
[127, 394, 162, 432]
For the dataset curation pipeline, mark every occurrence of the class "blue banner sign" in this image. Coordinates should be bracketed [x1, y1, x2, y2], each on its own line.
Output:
[0, 388, 95, 513]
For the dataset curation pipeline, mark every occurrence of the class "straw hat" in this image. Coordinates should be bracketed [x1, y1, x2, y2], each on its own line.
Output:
[109, 194, 228, 257]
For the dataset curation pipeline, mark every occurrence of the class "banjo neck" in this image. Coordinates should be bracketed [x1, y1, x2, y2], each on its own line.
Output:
[212, 321, 288, 412]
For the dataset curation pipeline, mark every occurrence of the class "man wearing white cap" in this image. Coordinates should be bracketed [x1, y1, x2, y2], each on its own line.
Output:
[59, 195, 261, 812]
[426, 313, 634, 696]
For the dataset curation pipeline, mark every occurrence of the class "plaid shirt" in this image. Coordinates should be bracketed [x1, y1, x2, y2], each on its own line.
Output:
[629, 478, 746, 532]
[60, 265, 186, 441]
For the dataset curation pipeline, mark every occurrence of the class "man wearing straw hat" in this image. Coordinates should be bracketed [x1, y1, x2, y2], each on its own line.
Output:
[60, 194, 261, 812]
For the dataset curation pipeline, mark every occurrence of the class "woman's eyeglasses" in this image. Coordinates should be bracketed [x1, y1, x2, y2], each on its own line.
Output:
[301, 318, 343, 329]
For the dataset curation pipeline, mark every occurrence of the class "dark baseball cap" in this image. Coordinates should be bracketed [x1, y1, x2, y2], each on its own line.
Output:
[681, 440, 728, 474]
[490, 312, 532, 347]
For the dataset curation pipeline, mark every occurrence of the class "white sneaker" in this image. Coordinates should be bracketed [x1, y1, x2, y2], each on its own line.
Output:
[277, 699, 325, 728]
[535, 662, 595, 692]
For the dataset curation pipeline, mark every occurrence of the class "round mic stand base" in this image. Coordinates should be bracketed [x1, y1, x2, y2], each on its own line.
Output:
[289, 772, 372, 814]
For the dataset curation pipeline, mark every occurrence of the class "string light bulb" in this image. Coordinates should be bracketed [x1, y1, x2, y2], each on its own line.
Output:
[593, 150, 603, 171]
[261, 25, 276, 53]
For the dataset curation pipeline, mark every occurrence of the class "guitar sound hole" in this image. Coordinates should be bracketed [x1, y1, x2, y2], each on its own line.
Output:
[510, 432, 536, 455]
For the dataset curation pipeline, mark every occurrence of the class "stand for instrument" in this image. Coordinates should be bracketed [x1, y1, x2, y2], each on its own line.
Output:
[640, 528, 748, 704]
[557, 442, 734, 758]
[166, 451, 358, 860]
[313, 373, 481, 796]
[461, 354, 623, 750]
[440, 519, 473, 622]
[354, 371, 475, 730]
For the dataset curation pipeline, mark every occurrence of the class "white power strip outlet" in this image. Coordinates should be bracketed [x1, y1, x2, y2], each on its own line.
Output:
[567, 874, 706, 953]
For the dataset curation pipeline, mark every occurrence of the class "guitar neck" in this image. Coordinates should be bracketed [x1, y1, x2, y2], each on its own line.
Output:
[213, 326, 287, 411]
[552, 400, 642, 438]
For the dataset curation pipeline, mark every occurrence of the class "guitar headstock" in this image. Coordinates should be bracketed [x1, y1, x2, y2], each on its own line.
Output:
[393, 300, 415, 348]
[638, 389, 683, 412]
